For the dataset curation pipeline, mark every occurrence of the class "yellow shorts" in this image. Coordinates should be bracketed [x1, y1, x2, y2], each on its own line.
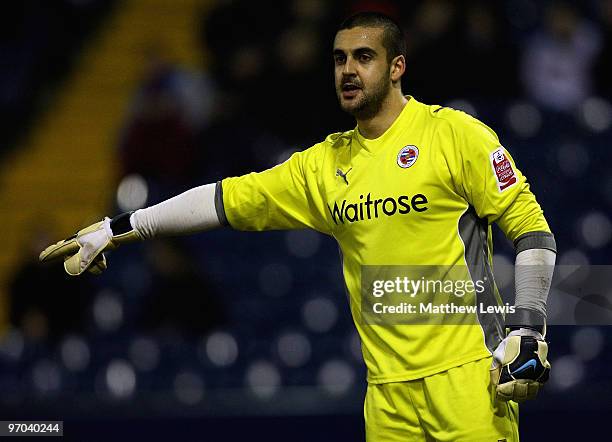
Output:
[364, 357, 519, 442]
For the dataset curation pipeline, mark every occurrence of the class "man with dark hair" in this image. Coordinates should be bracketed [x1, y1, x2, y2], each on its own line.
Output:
[333, 12, 407, 123]
[41, 11, 555, 441]
[338, 11, 407, 63]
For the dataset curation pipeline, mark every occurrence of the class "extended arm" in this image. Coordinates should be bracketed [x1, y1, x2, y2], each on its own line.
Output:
[39, 183, 222, 275]
[40, 143, 330, 274]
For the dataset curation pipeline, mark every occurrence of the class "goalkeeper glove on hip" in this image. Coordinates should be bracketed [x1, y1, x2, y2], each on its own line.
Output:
[39, 212, 141, 276]
[490, 327, 551, 402]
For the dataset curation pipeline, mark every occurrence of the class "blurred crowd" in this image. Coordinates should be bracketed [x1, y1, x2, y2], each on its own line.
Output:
[1, 0, 611, 413]
[117, 0, 612, 188]
[3, 0, 612, 171]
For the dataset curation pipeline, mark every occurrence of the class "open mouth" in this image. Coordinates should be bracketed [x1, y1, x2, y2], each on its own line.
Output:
[341, 83, 361, 98]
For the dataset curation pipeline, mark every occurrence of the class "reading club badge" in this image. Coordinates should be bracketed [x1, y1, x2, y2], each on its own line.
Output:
[397, 145, 419, 168]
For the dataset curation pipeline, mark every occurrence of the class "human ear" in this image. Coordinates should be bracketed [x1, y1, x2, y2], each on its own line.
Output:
[390, 55, 405, 82]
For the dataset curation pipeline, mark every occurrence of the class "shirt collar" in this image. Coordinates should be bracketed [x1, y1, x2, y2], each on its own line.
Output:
[353, 95, 419, 153]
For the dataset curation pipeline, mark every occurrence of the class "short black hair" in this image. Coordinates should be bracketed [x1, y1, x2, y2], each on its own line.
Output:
[337, 11, 406, 62]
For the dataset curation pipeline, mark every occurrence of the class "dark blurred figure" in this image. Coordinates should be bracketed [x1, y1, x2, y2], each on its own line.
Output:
[119, 42, 212, 199]
[200, 1, 282, 123]
[197, 1, 286, 176]
[404, 0, 519, 101]
[9, 227, 93, 342]
[521, 1, 601, 112]
[139, 239, 227, 336]
[270, 0, 349, 144]
[198, 0, 349, 174]
[403, 0, 462, 101]
[594, 0, 612, 99]
[458, 1, 519, 99]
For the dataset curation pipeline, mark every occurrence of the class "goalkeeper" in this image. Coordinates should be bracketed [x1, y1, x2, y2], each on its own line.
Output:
[41, 12, 555, 442]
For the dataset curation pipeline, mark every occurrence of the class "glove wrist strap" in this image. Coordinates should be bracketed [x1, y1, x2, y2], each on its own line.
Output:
[110, 211, 142, 243]
[505, 307, 546, 336]
[110, 212, 134, 235]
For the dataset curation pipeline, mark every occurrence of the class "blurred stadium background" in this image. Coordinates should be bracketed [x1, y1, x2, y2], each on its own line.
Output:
[1, 0, 611, 440]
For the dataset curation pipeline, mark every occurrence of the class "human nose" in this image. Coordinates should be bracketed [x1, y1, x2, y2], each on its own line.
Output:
[343, 56, 357, 75]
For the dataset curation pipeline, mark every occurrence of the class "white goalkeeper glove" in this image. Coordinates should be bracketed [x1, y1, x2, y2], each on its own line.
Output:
[490, 327, 551, 402]
[39, 212, 142, 276]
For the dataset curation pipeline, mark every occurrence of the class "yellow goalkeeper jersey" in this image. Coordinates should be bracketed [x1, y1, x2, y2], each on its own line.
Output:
[220, 96, 553, 383]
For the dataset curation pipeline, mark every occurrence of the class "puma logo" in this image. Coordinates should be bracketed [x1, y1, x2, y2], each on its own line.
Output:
[336, 168, 352, 185]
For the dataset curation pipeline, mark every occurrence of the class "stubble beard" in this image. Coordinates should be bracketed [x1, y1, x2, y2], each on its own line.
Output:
[338, 72, 391, 120]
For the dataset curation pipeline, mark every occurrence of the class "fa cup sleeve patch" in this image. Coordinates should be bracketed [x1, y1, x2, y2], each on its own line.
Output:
[490, 147, 517, 192]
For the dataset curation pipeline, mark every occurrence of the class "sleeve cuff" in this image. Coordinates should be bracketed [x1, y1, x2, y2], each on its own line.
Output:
[514, 231, 556, 254]
[215, 181, 230, 227]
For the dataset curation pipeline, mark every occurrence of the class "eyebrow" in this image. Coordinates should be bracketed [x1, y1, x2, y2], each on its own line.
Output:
[333, 47, 378, 57]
